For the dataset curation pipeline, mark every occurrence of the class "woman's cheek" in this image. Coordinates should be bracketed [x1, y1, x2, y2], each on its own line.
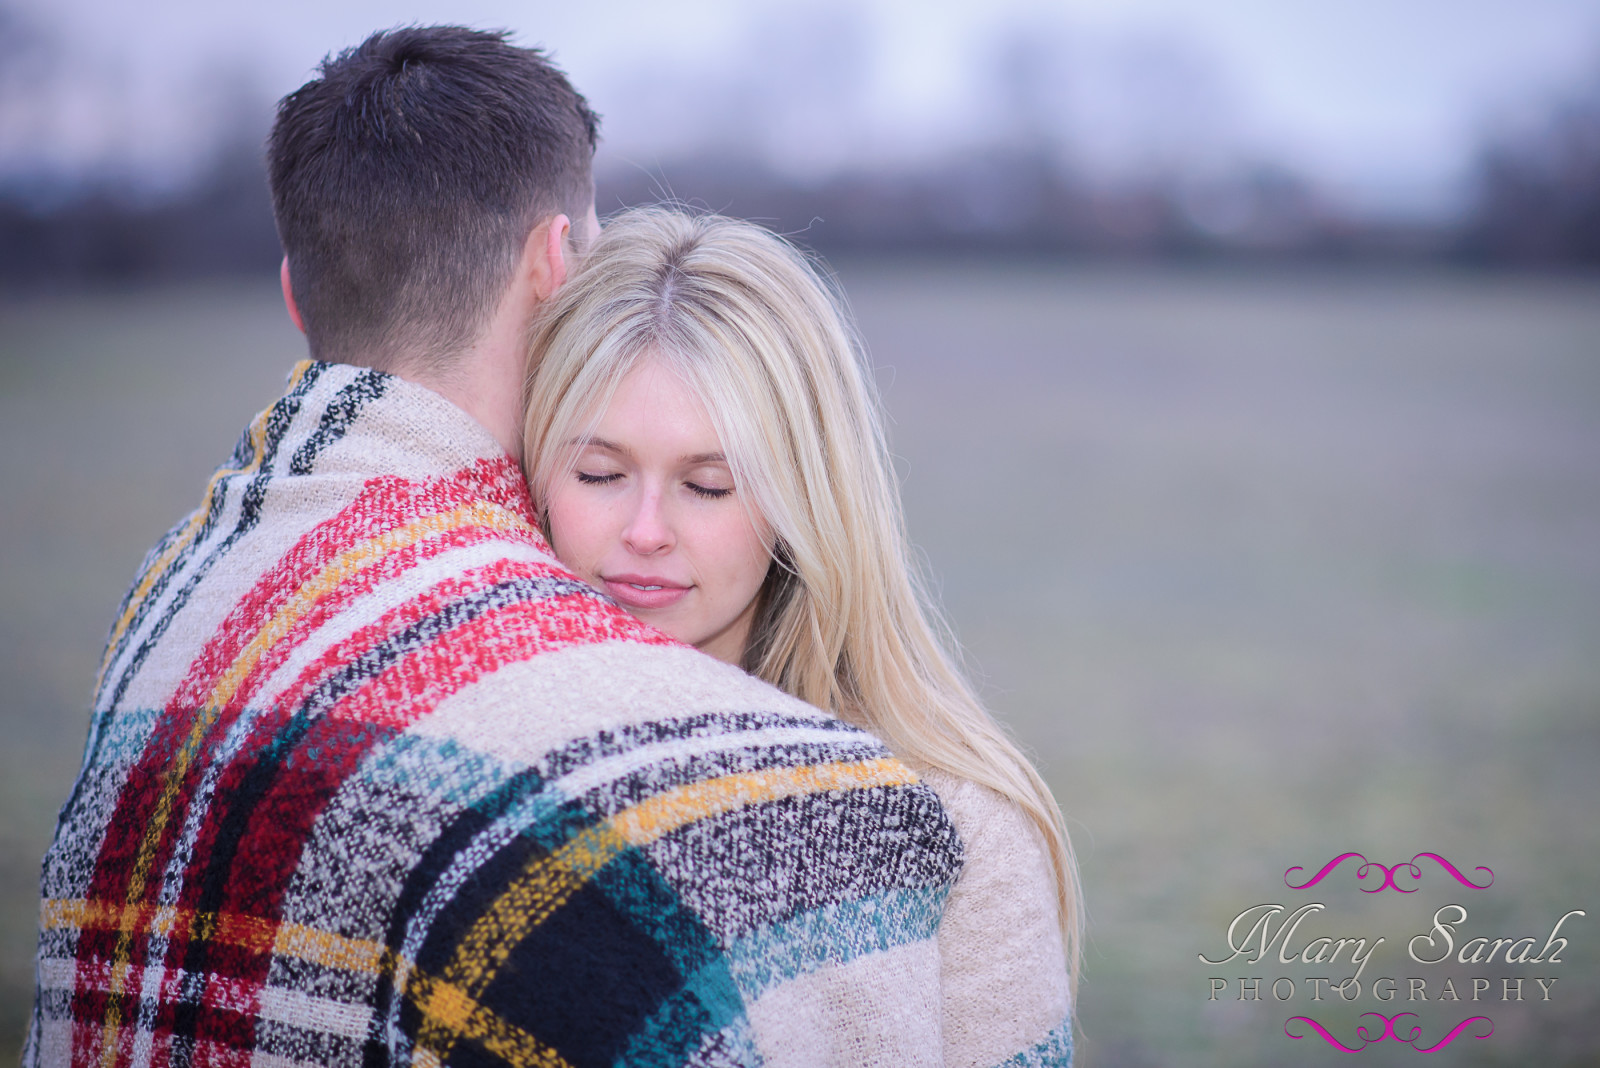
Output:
[546, 492, 597, 575]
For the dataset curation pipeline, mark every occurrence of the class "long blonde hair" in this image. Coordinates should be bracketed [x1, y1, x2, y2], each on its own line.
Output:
[523, 207, 1081, 984]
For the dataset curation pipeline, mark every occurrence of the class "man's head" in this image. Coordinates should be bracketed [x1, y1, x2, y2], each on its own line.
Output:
[268, 26, 599, 372]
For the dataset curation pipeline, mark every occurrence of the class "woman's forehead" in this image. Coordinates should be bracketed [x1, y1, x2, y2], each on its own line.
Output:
[579, 358, 725, 461]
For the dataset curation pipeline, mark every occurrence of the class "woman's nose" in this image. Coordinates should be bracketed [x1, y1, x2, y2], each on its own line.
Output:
[621, 490, 674, 555]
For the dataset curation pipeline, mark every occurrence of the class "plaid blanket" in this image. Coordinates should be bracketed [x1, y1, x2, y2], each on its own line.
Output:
[26, 360, 1070, 1068]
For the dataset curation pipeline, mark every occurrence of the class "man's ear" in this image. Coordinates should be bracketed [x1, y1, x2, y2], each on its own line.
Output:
[525, 214, 573, 302]
[280, 257, 306, 334]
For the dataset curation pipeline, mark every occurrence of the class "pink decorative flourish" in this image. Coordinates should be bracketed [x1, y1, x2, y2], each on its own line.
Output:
[1411, 852, 1494, 889]
[1285, 1016, 1365, 1052]
[1359, 1012, 1423, 1044]
[1286, 1014, 1493, 1052]
[1359, 859, 1424, 893]
[1414, 1017, 1495, 1052]
[1284, 853, 1368, 891]
[1284, 853, 1492, 892]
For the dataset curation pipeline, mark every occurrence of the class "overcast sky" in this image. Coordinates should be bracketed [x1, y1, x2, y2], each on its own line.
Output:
[5, 0, 1599, 219]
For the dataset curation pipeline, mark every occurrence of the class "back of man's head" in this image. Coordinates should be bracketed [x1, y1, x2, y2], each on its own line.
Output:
[268, 26, 598, 371]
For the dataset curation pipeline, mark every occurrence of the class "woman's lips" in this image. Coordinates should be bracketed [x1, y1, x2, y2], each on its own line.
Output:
[602, 576, 690, 610]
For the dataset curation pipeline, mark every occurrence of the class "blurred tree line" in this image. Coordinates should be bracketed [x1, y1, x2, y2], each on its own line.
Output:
[1459, 69, 1600, 263]
[1, 11, 1597, 282]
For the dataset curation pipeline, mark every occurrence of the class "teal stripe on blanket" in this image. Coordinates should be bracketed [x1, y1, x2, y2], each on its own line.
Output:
[359, 730, 525, 808]
[82, 707, 164, 766]
[615, 955, 749, 1067]
[995, 1016, 1073, 1068]
[727, 885, 949, 1002]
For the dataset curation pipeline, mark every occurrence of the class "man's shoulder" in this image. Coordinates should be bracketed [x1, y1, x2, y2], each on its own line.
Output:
[91, 359, 544, 711]
[31, 359, 967, 1064]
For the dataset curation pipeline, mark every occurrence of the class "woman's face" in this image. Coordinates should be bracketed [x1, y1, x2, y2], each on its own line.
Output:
[544, 357, 774, 665]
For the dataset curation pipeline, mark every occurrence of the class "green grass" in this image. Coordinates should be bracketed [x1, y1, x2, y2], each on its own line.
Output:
[2, 264, 1597, 1065]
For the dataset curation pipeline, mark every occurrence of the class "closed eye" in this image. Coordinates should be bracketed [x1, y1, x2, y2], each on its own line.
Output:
[575, 471, 623, 485]
[686, 482, 733, 499]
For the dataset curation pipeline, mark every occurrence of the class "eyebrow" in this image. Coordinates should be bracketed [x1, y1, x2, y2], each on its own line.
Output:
[569, 435, 727, 466]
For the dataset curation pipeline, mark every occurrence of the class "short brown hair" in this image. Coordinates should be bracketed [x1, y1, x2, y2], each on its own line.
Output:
[268, 26, 599, 369]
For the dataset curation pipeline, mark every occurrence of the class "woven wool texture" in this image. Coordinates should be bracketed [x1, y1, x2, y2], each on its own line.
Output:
[26, 361, 1071, 1067]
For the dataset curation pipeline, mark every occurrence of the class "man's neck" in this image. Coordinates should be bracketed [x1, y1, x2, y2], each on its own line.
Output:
[400, 339, 526, 463]
[296, 211, 579, 464]
[406, 212, 577, 463]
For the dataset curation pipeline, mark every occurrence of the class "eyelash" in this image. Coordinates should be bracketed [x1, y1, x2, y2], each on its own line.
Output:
[575, 471, 733, 500]
[687, 483, 732, 500]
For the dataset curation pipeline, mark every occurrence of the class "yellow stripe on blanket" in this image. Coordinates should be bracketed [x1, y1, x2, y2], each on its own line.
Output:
[407, 970, 575, 1068]
[413, 755, 916, 1064]
[615, 756, 916, 846]
[41, 899, 389, 977]
[271, 921, 389, 975]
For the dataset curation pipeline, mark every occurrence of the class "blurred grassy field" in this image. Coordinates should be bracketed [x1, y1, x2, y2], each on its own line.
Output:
[2, 263, 1597, 1066]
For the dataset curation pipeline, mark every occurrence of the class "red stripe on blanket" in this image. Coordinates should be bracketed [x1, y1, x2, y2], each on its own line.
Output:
[155, 559, 561, 924]
[77, 700, 254, 906]
[319, 590, 675, 730]
[261, 555, 560, 715]
[66, 585, 673, 1053]
[226, 532, 569, 712]
[81, 464, 537, 903]
[171, 457, 539, 711]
